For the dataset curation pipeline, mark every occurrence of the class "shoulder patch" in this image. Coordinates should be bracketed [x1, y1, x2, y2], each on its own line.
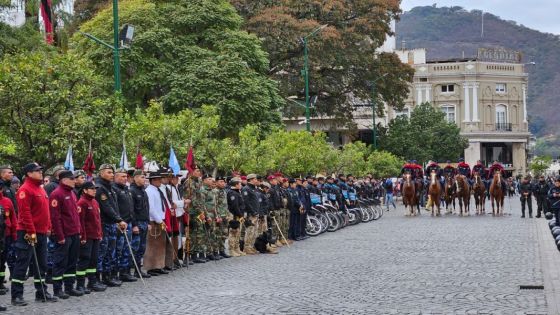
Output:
[51, 199, 58, 207]
[100, 194, 108, 201]
[230, 196, 235, 200]
[18, 191, 25, 199]
[243, 191, 248, 196]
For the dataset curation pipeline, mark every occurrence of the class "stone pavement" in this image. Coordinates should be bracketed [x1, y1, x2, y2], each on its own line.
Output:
[3, 196, 556, 314]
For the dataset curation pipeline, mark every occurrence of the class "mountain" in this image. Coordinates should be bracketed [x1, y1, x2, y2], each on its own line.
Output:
[396, 5, 560, 139]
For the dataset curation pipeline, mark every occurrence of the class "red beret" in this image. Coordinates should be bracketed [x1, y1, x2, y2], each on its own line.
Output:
[273, 172, 283, 177]
[267, 175, 275, 180]
[282, 178, 288, 183]
[240, 176, 247, 180]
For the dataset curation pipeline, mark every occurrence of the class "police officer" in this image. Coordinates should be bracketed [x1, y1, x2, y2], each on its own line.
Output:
[112, 168, 137, 283]
[76, 181, 106, 293]
[286, 179, 302, 241]
[45, 165, 66, 196]
[0, 182, 16, 296]
[95, 164, 127, 287]
[226, 177, 245, 257]
[11, 163, 58, 306]
[296, 178, 311, 240]
[535, 175, 550, 218]
[129, 170, 151, 278]
[184, 169, 206, 264]
[73, 170, 87, 199]
[518, 176, 534, 218]
[268, 175, 283, 247]
[547, 177, 560, 226]
[213, 177, 231, 258]
[242, 174, 260, 255]
[0, 165, 17, 215]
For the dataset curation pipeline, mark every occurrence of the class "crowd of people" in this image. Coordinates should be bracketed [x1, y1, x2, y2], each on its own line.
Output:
[0, 163, 382, 311]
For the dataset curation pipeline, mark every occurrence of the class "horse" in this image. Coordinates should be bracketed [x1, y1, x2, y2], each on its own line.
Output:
[402, 173, 416, 216]
[473, 172, 486, 215]
[414, 177, 424, 215]
[455, 175, 470, 216]
[489, 171, 505, 216]
[428, 170, 442, 216]
[443, 175, 456, 214]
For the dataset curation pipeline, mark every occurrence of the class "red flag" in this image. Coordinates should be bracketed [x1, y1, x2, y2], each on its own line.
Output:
[185, 146, 196, 173]
[82, 150, 96, 176]
[135, 150, 144, 169]
[40, 0, 54, 45]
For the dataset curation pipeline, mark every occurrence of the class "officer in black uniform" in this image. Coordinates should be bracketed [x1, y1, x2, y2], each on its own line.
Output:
[535, 175, 550, 218]
[519, 176, 534, 218]
[111, 168, 137, 283]
[241, 174, 260, 254]
[0, 165, 17, 215]
[129, 170, 151, 278]
[547, 177, 560, 226]
[286, 179, 301, 241]
[226, 177, 245, 257]
[95, 164, 127, 288]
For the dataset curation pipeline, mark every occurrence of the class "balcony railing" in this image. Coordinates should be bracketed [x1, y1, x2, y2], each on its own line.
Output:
[495, 123, 512, 131]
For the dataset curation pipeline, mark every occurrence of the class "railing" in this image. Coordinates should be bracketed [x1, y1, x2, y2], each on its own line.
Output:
[495, 123, 512, 131]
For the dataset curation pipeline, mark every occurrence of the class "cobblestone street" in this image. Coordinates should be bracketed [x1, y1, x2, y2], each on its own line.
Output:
[5, 197, 554, 314]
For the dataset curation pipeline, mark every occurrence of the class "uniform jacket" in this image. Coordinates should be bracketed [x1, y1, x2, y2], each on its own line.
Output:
[130, 183, 150, 224]
[17, 178, 51, 234]
[49, 183, 81, 241]
[241, 184, 259, 216]
[0, 192, 16, 239]
[0, 179, 17, 214]
[443, 165, 457, 177]
[77, 193, 102, 241]
[269, 185, 283, 210]
[44, 179, 59, 197]
[519, 181, 533, 197]
[297, 185, 311, 212]
[286, 187, 301, 213]
[547, 186, 560, 209]
[95, 178, 122, 224]
[457, 162, 471, 178]
[227, 188, 244, 217]
[535, 181, 550, 197]
[214, 188, 229, 217]
[425, 163, 442, 177]
[472, 164, 486, 177]
[112, 182, 135, 223]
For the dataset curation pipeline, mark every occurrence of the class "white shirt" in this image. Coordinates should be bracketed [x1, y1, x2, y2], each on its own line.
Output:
[146, 184, 164, 223]
[170, 184, 184, 215]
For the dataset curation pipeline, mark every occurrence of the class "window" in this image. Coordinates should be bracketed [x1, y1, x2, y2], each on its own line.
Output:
[394, 107, 410, 118]
[496, 83, 507, 93]
[496, 104, 507, 125]
[441, 105, 456, 123]
[419, 77, 428, 82]
[441, 84, 455, 93]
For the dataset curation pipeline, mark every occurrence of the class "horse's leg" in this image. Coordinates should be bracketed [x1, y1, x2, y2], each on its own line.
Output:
[491, 196, 495, 216]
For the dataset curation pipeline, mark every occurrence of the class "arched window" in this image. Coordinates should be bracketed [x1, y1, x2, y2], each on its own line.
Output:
[440, 105, 456, 123]
[496, 104, 508, 130]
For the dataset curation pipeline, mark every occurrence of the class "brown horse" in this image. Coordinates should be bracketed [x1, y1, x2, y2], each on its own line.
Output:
[428, 170, 442, 216]
[443, 175, 456, 214]
[489, 171, 504, 216]
[455, 175, 470, 216]
[473, 172, 486, 215]
[402, 173, 416, 216]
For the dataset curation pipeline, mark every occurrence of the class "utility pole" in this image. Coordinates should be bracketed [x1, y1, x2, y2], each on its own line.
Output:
[301, 25, 327, 132]
[112, 0, 121, 92]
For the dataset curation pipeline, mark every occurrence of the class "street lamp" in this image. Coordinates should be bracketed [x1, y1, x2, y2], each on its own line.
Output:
[301, 24, 327, 132]
[369, 73, 388, 150]
[79, 0, 134, 93]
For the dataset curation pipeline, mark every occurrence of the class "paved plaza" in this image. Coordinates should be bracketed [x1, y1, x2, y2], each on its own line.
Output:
[5, 197, 558, 314]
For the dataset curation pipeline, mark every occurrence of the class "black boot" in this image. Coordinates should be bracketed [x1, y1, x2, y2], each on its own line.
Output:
[111, 271, 123, 286]
[0, 303, 6, 311]
[76, 277, 90, 294]
[65, 283, 84, 297]
[102, 272, 120, 287]
[219, 251, 231, 259]
[0, 281, 8, 295]
[87, 275, 107, 292]
[134, 269, 151, 279]
[11, 296, 27, 306]
[206, 253, 216, 261]
[53, 288, 69, 300]
[192, 253, 206, 264]
[119, 269, 138, 282]
[213, 252, 223, 260]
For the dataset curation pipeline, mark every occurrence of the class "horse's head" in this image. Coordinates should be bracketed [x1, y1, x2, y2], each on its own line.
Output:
[430, 170, 437, 182]
[494, 171, 501, 182]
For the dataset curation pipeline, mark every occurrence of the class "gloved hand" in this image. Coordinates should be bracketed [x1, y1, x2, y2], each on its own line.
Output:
[24, 233, 37, 246]
[269, 211, 275, 218]
[160, 222, 166, 230]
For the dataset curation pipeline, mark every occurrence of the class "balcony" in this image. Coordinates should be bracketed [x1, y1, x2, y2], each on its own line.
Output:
[495, 123, 512, 131]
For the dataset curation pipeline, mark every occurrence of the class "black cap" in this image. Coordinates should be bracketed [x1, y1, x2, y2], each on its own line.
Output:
[288, 178, 296, 184]
[58, 170, 76, 180]
[556, 176, 560, 182]
[82, 181, 98, 190]
[22, 163, 43, 174]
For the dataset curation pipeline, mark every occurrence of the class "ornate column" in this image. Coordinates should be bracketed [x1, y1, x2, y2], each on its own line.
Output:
[522, 84, 528, 123]
[425, 85, 431, 103]
[472, 83, 479, 122]
[462, 83, 471, 122]
[416, 85, 423, 104]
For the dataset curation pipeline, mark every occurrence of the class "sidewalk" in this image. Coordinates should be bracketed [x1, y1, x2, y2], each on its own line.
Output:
[537, 217, 560, 314]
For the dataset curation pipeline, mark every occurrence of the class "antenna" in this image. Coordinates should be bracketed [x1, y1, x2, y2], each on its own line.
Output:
[481, 11, 484, 38]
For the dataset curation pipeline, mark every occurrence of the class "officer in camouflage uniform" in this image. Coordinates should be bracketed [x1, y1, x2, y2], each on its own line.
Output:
[184, 169, 206, 264]
[213, 177, 231, 259]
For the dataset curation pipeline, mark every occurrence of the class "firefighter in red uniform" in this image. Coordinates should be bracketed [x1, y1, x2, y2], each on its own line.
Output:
[49, 171, 83, 299]
[11, 163, 58, 306]
[0, 188, 17, 296]
[76, 181, 106, 293]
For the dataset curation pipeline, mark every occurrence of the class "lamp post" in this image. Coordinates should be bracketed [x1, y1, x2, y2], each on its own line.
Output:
[370, 73, 388, 149]
[302, 24, 327, 132]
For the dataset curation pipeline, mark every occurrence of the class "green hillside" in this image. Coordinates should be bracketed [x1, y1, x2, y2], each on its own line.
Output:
[396, 5, 560, 143]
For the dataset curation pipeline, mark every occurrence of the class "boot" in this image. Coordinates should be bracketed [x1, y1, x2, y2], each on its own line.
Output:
[91, 273, 107, 290]
[111, 271, 122, 286]
[213, 252, 223, 260]
[119, 269, 138, 282]
[102, 272, 120, 287]
[11, 296, 28, 306]
[0, 281, 7, 295]
[219, 251, 231, 259]
[35, 290, 58, 302]
[243, 246, 258, 255]
[192, 253, 206, 264]
[134, 269, 151, 279]
[53, 288, 69, 300]
[206, 253, 217, 261]
[64, 283, 84, 297]
[265, 244, 279, 254]
[76, 277, 90, 294]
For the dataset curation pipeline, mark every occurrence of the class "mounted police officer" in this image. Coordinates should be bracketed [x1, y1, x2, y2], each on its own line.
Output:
[95, 164, 127, 287]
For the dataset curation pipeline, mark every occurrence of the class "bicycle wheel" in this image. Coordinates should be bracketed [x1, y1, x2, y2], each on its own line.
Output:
[326, 212, 339, 232]
[306, 216, 322, 236]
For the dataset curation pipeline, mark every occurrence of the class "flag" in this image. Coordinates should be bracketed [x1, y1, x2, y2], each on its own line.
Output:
[83, 147, 96, 176]
[119, 144, 129, 170]
[185, 146, 196, 173]
[40, 0, 54, 44]
[169, 147, 180, 176]
[135, 149, 144, 170]
[64, 145, 74, 171]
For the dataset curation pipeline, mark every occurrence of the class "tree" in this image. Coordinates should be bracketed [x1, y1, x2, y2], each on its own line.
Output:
[529, 156, 552, 175]
[71, 0, 284, 137]
[379, 102, 468, 164]
[230, 0, 414, 129]
[367, 150, 403, 178]
[331, 142, 370, 176]
[0, 50, 127, 168]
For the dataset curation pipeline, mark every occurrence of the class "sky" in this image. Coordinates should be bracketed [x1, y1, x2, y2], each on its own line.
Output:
[401, 0, 560, 35]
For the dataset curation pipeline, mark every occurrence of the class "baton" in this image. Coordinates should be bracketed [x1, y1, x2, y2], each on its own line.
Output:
[122, 228, 146, 286]
[163, 229, 187, 275]
[272, 216, 290, 248]
[31, 242, 47, 302]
